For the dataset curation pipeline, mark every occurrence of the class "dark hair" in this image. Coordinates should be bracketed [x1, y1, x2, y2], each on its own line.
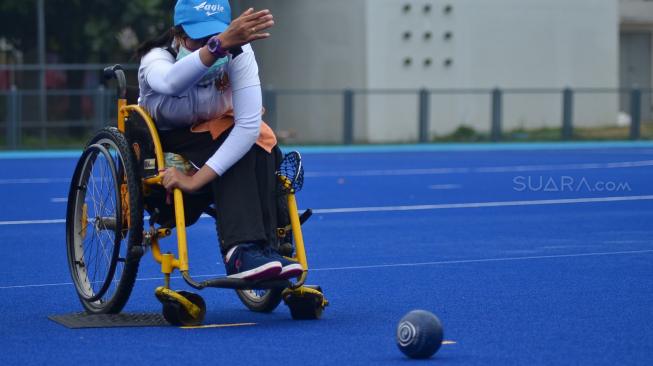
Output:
[134, 26, 185, 59]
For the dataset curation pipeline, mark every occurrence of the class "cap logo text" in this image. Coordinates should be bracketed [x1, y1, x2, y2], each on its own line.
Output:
[193, 1, 225, 16]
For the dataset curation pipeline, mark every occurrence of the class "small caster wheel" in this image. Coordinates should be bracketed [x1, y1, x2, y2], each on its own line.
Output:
[278, 242, 294, 257]
[158, 290, 206, 326]
[283, 285, 328, 320]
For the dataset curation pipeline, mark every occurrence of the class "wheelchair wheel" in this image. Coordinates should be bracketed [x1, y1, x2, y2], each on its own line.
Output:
[236, 288, 284, 313]
[161, 291, 206, 326]
[66, 127, 144, 314]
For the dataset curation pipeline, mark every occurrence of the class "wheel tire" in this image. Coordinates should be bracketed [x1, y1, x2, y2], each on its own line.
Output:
[162, 291, 206, 326]
[287, 300, 324, 320]
[66, 127, 143, 314]
[236, 288, 284, 313]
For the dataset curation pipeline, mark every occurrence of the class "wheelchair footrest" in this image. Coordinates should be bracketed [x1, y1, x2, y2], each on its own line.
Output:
[198, 277, 291, 290]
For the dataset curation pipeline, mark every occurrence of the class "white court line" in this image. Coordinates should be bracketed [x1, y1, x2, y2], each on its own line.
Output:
[428, 184, 461, 190]
[309, 195, 653, 214]
[1, 160, 653, 184]
[310, 249, 653, 272]
[304, 160, 653, 177]
[3, 194, 653, 226]
[0, 273, 224, 290]
[0, 219, 66, 225]
[0, 178, 70, 184]
[50, 197, 67, 203]
[1, 249, 651, 290]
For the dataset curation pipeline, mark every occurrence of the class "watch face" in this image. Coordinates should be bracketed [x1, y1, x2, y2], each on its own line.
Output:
[208, 38, 218, 52]
[207, 36, 227, 57]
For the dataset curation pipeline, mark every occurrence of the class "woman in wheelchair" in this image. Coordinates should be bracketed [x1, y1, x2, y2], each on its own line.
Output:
[135, 0, 301, 281]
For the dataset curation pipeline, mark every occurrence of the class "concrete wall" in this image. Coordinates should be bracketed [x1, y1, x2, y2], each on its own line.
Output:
[620, 0, 653, 122]
[238, 0, 367, 143]
[621, 0, 653, 25]
[240, 0, 620, 143]
[365, 0, 619, 140]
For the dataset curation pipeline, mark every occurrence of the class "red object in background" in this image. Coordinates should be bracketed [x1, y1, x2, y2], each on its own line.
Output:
[0, 70, 9, 89]
[46, 68, 67, 89]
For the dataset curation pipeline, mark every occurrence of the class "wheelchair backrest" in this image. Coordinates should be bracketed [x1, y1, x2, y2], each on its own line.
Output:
[126, 85, 140, 105]
[124, 109, 158, 179]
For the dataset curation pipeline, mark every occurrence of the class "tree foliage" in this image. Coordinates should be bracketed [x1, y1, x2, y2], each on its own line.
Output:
[0, 0, 176, 63]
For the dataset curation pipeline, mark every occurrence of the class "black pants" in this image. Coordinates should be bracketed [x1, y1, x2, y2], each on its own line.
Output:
[159, 127, 285, 255]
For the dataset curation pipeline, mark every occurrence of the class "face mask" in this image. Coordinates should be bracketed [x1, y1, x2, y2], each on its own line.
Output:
[176, 45, 229, 85]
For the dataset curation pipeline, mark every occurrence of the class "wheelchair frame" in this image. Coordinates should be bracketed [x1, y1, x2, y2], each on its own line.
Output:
[66, 65, 327, 325]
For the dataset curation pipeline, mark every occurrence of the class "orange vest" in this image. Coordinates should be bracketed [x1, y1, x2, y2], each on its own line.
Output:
[190, 110, 277, 153]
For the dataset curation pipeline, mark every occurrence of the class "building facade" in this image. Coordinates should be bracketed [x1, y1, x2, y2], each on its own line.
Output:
[240, 0, 649, 143]
[620, 0, 653, 121]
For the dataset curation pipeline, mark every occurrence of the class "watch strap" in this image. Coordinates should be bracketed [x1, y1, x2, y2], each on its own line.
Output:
[207, 35, 229, 58]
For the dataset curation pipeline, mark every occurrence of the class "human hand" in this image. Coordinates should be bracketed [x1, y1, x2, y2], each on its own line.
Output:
[218, 8, 275, 49]
[162, 167, 196, 193]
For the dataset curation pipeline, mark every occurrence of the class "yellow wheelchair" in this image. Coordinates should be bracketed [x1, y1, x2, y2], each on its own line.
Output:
[64, 65, 328, 325]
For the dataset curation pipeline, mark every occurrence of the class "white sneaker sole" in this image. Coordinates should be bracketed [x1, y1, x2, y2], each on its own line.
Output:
[279, 263, 304, 279]
[227, 261, 282, 280]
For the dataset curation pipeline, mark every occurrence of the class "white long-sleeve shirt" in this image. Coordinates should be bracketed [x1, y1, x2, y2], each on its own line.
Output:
[138, 44, 262, 175]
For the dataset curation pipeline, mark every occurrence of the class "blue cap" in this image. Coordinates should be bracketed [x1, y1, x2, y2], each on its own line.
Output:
[174, 0, 231, 39]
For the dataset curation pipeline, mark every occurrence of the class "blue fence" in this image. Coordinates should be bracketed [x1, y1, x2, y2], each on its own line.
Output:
[0, 64, 651, 148]
[262, 87, 651, 145]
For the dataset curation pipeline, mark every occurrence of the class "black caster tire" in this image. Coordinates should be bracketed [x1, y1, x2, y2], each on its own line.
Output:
[278, 242, 294, 257]
[283, 286, 327, 320]
[288, 301, 324, 320]
[162, 291, 206, 326]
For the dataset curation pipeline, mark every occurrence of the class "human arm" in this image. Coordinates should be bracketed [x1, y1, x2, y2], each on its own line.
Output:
[161, 46, 263, 193]
[144, 8, 274, 96]
[143, 50, 208, 96]
[161, 86, 261, 192]
[161, 164, 217, 192]
[200, 8, 274, 63]
[161, 84, 262, 193]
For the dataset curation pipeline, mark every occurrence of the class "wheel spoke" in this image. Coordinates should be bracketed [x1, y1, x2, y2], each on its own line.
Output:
[84, 218, 100, 285]
[67, 133, 141, 311]
[88, 164, 114, 293]
[98, 156, 110, 217]
[88, 176, 104, 290]
[82, 220, 98, 271]
[89, 167, 102, 218]
[96, 226, 113, 272]
[100, 156, 115, 218]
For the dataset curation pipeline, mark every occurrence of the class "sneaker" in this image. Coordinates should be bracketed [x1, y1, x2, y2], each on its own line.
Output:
[224, 244, 282, 280]
[264, 247, 304, 279]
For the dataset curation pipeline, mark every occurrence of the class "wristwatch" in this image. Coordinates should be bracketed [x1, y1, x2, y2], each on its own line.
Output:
[207, 35, 229, 58]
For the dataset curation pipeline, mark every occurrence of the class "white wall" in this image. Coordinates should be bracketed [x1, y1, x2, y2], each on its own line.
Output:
[365, 0, 620, 140]
[620, 0, 653, 106]
[621, 0, 653, 25]
[239, 0, 367, 143]
[243, 0, 620, 143]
